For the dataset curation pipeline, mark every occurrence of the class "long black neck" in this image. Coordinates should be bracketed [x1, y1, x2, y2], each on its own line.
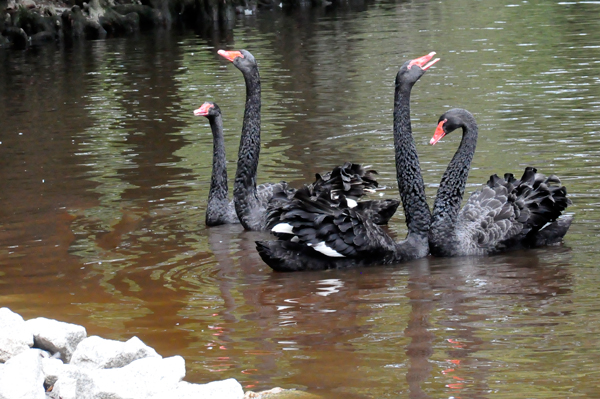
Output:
[393, 75, 431, 240]
[430, 112, 478, 250]
[206, 113, 229, 225]
[233, 65, 263, 230]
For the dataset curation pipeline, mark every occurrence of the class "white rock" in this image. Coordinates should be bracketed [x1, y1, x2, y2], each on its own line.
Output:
[0, 349, 45, 399]
[70, 335, 161, 370]
[25, 317, 86, 363]
[176, 378, 245, 399]
[35, 348, 53, 358]
[56, 355, 185, 399]
[0, 307, 33, 362]
[42, 356, 64, 386]
[41, 356, 81, 387]
[52, 366, 91, 399]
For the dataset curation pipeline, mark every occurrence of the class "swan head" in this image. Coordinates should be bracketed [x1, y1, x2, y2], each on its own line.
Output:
[218, 49, 258, 72]
[194, 102, 221, 118]
[397, 52, 440, 86]
[430, 108, 477, 145]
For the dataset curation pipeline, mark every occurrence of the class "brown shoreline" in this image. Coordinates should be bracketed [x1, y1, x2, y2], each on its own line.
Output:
[0, 0, 334, 50]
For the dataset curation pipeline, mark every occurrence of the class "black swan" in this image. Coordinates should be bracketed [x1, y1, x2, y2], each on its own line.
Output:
[194, 96, 394, 228]
[218, 49, 398, 230]
[428, 108, 573, 257]
[255, 52, 440, 271]
[194, 102, 239, 226]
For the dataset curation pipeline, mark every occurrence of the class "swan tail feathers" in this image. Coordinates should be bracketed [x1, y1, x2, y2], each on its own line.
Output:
[462, 168, 572, 252]
[514, 170, 571, 233]
[527, 215, 573, 247]
[482, 168, 572, 235]
[267, 170, 396, 229]
[519, 167, 538, 185]
[309, 162, 380, 200]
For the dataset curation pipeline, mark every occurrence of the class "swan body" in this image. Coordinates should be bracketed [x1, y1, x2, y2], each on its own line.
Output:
[257, 187, 426, 271]
[219, 49, 399, 231]
[256, 52, 440, 271]
[264, 162, 399, 229]
[428, 108, 573, 257]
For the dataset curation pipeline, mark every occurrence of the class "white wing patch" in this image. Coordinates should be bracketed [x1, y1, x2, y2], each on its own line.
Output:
[272, 223, 294, 234]
[346, 198, 358, 208]
[309, 241, 346, 258]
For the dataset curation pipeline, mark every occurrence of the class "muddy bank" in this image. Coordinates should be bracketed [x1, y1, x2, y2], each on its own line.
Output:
[0, 0, 335, 50]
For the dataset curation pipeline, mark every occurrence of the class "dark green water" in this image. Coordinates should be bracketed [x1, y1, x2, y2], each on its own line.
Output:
[1, 1, 600, 397]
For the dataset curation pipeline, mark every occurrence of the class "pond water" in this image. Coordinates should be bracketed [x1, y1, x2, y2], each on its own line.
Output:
[2, 0, 600, 397]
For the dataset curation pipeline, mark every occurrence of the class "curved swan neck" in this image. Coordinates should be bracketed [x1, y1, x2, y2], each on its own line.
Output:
[206, 113, 230, 225]
[233, 64, 263, 230]
[431, 112, 478, 242]
[393, 73, 431, 239]
[208, 114, 228, 200]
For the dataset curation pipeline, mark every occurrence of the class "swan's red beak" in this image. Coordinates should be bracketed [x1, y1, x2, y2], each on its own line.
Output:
[218, 50, 244, 62]
[194, 103, 213, 116]
[408, 52, 440, 71]
[430, 120, 447, 145]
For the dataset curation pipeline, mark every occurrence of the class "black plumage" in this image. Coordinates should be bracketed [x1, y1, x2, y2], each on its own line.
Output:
[256, 52, 440, 271]
[428, 108, 573, 257]
[219, 49, 398, 231]
[194, 102, 239, 226]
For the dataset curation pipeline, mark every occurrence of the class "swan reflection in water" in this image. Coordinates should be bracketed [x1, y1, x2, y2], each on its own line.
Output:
[257, 248, 572, 398]
[403, 249, 572, 399]
[86, 212, 572, 398]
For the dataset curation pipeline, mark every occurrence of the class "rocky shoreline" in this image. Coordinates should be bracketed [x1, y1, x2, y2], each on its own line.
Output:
[0, 307, 293, 399]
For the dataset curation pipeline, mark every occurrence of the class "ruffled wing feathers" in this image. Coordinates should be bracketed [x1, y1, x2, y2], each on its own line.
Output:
[458, 167, 572, 252]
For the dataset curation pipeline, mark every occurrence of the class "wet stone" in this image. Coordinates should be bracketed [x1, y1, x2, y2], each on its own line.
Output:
[25, 317, 87, 363]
